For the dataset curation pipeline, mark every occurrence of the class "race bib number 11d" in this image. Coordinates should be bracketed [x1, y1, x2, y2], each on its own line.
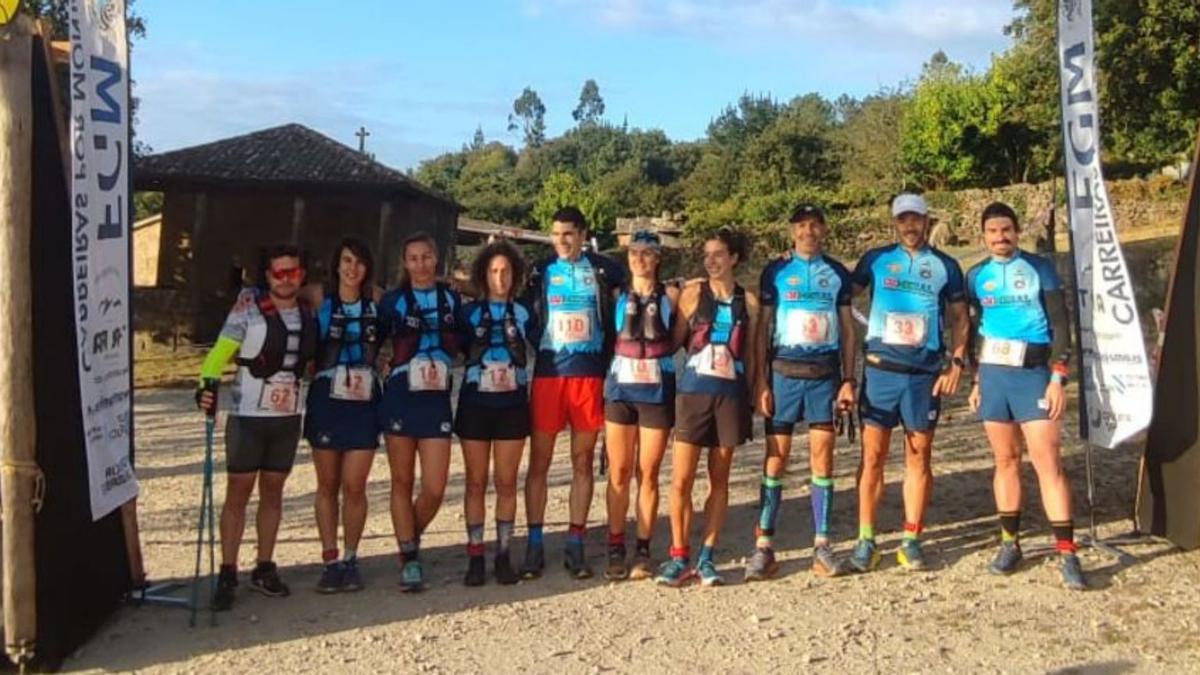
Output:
[551, 310, 593, 347]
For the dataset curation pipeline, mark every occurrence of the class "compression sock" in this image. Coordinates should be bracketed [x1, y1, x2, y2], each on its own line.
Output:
[1051, 520, 1077, 554]
[811, 475, 834, 546]
[636, 537, 651, 558]
[757, 475, 783, 549]
[999, 511, 1021, 544]
[567, 523, 586, 546]
[528, 523, 544, 548]
[858, 524, 875, 542]
[399, 539, 419, 564]
[496, 520, 514, 555]
[466, 523, 485, 558]
[903, 521, 923, 542]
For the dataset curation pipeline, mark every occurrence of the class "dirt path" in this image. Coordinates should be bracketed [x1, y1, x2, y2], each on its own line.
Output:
[65, 387, 1200, 674]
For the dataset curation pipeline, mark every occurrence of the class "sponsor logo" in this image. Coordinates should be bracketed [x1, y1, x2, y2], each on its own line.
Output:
[582, 274, 595, 286]
[884, 278, 899, 289]
[919, 268, 932, 279]
[440, 422, 452, 433]
[549, 295, 564, 306]
[983, 280, 998, 292]
[784, 291, 800, 301]
[887, 263, 903, 273]
[982, 296, 997, 306]
[818, 278, 830, 288]
[1014, 279, 1027, 290]
[551, 276, 566, 286]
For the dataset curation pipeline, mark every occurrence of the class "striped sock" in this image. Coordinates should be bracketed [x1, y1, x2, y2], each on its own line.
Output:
[466, 523, 485, 557]
[903, 521, 923, 541]
[999, 511, 1021, 543]
[1051, 520, 1076, 554]
[811, 475, 833, 546]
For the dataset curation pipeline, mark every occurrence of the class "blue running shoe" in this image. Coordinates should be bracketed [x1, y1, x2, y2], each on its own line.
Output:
[696, 559, 724, 587]
[848, 539, 881, 573]
[342, 557, 363, 592]
[1060, 553, 1088, 591]
[988, 541, 1023, 576]
[743, 547, 778, 582]
[812, 544, 843, 578]
[316, 562, 344, 594]
[655, 557, 694, 587]
[399, 559, 424, 593]
[896, 539, 927, 571]
[520, 544, 545, 580]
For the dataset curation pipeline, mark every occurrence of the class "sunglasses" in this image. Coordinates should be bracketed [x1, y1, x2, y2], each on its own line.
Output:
[270, 267, 304, 282]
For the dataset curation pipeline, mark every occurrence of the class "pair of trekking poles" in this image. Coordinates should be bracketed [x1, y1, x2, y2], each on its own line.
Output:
[189, 379, 219, 627]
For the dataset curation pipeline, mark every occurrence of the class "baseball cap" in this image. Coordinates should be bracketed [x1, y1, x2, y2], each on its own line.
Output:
[789, 204, 826, 224]
[629, 229, 662, 252]
[891, 193, 928, 217]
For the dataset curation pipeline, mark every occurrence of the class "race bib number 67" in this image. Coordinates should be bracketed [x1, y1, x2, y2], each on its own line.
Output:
[258, 374, 300, 414]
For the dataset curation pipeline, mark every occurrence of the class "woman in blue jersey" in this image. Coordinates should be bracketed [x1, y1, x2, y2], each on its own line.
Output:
[455, 240, 537, 586]
[378, 232, 464, 592]
[603, 230, 681, 581]
[657, 227, 763, 587]
[303, 237, 381, 593]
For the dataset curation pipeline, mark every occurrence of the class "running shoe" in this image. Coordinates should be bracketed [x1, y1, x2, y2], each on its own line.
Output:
[629, 551, 654, 581]
[605, 547, 629, 581]
[249, 561, 291, 597]
[564, 542, 594, 580]
[988, 541, 1023, 576]
[464, 555, 487, 587]
[315, 562, 344, 594]
[655, 557, 694, 587]
[848, 539, 881, 573]
[341, 558, 364, 592]
[212, 567, 237, 611]
[520, 544, 545, 580]
[896, 539, 927, 571]
[1059, 553, 1088, 591]
[399, 559, 424, 593]
[743, 547, 779, 582]
[812, 543, 843, 578]
[494, 553, 520, 586]
[696, 559, 724, 587]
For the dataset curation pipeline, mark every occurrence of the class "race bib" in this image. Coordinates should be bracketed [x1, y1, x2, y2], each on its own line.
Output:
[980, 337, 1028, 367]
[616, 356, 662, 385]
[407, 355, 450, 392]
[695, 344, 737, 381]
[550, 310, 593, 347]
[258, 373, 300, 414]
[882, 312, 928, 347]
[784, 309, 833, 346]
[479, 361, 518, 393]
[331, 366, 375, 402]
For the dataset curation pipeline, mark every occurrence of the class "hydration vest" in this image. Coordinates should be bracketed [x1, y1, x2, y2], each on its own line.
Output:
[235, 290, 318, 379]
[466, 301, 527, 369]
[614, 283, 673, 360]
[687, 283, 747, 359]
[317, 296, 380, 371]
[389, 282, 459, 367]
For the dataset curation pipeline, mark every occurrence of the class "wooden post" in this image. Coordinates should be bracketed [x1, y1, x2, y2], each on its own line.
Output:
[290, 194, 305, 245]
[0, 13, 42, 666]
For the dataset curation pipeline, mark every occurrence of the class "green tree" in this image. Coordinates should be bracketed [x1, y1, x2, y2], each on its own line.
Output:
[834, 90, 909, 202]
[507, 86, 547, 148]
[572, 79, 606, 126]
[533, 171, 615, 234]
[900, 54, 997, 189]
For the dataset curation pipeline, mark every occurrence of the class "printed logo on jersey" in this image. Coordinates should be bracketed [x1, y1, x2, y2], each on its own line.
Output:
[784, 291, 800, 301]
[550, 276, 566, 286]
[818, 277, 830, 288]
[582, 274, 595, 286]
[982, 296, 997, 306]
[888, 263, 903, 274]
[549, 295, 564, 305]
[884, 277, 899, 289]
[787, 276, 801, 286]
[983, 280, 998, 292]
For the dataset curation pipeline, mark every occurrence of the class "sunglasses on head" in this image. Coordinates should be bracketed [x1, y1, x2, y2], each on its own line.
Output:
[270, 267, 304, 282]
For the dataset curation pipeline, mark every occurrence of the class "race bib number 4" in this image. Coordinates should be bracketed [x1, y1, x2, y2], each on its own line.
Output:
[479, 362, 518, 393]
[980, 338, 1028, 367]
[331, 366, 375, 401]
[695, 344, 737, 381]
[258, 374, 300, 414]
[616, 356, 662, 385]
[408, 355, 450, 392]
[882, 312, 928, 347]
[551, 310, 593, 347]
[784, 309, 833, 346]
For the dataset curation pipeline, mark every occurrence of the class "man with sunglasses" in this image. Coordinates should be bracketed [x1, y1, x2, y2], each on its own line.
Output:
[746, 204, 856, 581]
[195, 244, 319, 610]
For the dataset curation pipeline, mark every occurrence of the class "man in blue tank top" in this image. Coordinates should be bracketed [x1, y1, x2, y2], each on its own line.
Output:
[745, 205, 856, 582]
[848, 193, 969, 574]
[965, 201, 1086, 590]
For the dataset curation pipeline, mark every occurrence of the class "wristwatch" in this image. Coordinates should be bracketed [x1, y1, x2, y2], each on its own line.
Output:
[950, 356, 965, 369]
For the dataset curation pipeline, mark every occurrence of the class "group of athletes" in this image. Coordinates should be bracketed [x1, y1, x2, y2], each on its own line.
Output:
[194, 193, 1087, 611]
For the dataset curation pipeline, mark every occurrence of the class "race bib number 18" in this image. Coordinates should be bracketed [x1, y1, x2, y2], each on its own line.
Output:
[882, 312, 928, 347]
[551, 310, 593, 347]
[258, 373, 300, 414]
[408, 355, 450, 392]
[616, 357, 662, 385]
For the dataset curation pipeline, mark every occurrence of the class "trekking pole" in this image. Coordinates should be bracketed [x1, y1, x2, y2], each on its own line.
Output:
[191, 379, 218, 627]
[204, 411, 217, 626]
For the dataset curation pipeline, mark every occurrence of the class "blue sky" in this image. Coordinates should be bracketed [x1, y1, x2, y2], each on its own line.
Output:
[133, 0, 1017, 170]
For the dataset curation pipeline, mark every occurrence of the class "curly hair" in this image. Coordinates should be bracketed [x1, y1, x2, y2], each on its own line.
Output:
[470, 240, 526, 300]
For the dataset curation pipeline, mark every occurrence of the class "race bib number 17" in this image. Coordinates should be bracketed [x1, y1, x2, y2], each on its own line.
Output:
[331, 366, 375, 401]
[479, 362, 518, 393]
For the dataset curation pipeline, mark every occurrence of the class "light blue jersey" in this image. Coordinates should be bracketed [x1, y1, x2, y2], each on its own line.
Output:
[966, 250, 1061, 345]
[759, 252, 852, 365]
[529, 252, 627, 377]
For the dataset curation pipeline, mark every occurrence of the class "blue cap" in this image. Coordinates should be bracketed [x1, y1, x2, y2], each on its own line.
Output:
[629, 230, 662, 252]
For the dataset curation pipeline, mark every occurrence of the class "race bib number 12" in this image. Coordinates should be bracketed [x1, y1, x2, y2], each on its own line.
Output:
[331, 366, 375, 401]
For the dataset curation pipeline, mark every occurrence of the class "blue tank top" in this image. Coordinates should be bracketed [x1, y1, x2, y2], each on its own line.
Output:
[966, 250, 1061, 345]
[604, 290, 676, 405]
[852, 244, 965, 373]
[760, 252, 852, 366]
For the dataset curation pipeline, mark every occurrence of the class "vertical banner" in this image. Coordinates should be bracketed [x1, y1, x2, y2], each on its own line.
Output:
[1057, 0, 1153, 448]
[69, 0, 138, 519]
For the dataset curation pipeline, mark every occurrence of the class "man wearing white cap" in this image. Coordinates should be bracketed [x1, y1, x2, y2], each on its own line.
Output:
[847, 193, 969, 573]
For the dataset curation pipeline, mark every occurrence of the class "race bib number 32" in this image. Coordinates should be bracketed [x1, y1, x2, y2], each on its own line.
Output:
[882, 312, 928, 347]
[258, 374, 300, 414]
[551, 310, 593, 347]
[331, 366, 375, 401]
[408, 355, 450, 392]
